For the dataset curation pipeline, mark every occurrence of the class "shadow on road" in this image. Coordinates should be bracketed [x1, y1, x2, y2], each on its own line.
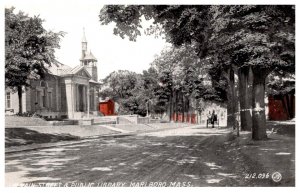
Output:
[5, 127, 80, 147]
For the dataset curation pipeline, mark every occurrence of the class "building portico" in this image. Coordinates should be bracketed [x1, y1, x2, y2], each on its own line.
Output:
[62, 68, 99, 119]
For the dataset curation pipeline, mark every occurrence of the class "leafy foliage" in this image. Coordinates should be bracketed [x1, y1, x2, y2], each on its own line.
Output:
[5, 7, 64, 90]
[99, 5, 295, 135]
[100, 5, 211, 55]
[208, 5, 295, 74]
[100, 70, 147, 115]
[99, 5, 295, 80]
[267, 72, 295, 96]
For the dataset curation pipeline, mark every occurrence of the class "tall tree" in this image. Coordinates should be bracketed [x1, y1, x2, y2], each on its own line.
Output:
[101, 70, 138, 100]
[5, 7, 63, 113]
[209, 5, 295, 139]
[151, 44, 207, 122]
[142, 67, 160, 116]
[100, 70, 154, 116]
[156, 69, 173, 121]
[99, 5, 295, 140]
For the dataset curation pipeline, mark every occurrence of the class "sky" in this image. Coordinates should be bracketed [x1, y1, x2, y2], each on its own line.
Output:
[5, 0, 170, 79]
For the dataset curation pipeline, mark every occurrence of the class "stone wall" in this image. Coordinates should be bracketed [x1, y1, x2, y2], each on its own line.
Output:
[137, 117, 150, 124]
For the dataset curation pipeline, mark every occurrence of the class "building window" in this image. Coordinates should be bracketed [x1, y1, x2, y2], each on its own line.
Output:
[48, 92, 52, 109]
[40, 81, 47, 108]
[42, 89, 47, 107]
[6, 92, 11, 108]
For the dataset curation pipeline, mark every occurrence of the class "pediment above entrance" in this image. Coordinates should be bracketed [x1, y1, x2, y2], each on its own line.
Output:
[75, 69, 91, 78]
[69, 65, 91, 79]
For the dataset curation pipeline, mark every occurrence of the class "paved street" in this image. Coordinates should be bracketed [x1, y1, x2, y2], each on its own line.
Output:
[5, 126, 295, 187]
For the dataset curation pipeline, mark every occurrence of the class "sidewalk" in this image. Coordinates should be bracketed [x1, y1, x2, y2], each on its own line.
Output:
[224, 130, 295, 186]
[138, 125, 230, 137]
[5, 123, 200, 153]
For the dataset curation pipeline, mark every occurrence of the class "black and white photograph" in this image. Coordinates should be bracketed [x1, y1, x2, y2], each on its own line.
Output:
[2, 0, 296, 189]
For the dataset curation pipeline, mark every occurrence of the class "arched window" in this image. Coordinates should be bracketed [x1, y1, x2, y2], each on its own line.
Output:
[43, 88, 47, 107]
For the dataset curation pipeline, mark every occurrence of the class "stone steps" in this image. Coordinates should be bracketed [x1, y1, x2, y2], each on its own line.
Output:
[93, 116, 117, 125]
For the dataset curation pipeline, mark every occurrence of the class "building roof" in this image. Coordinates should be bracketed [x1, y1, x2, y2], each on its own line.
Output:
[47, 61, 93, 78]
[45, 29, 99, 82]
[99, 98, 114, 103]
[82, 50, 97, 61]
[47, 60, 72, 76]
[69, 65, 83, 74]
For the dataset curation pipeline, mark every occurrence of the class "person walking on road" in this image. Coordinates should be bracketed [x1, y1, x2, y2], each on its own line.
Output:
[211, 110, 217, 128]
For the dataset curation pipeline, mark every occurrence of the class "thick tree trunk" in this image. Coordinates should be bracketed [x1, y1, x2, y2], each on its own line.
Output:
[287, 94, 295, 119]
[182, 94, 185, 123]
[186, 97, 190, 123]
[17, 86, 23, 114]
[282, 94, 293, 119]
[238, 67, 253, 131]
[172, 90, 176, 122]
[227, 68, 237, 130]
[231, 68, 239, 136]
[227, 87, 234, 128]
[252, 69, 267, 140]
[174, 90, 178, 122]
[225, 68, 240, 135]
[169, 93, 173, 122]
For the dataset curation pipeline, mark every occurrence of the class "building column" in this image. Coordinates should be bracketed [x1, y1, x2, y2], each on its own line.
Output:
[87, 85, 90, 118]
[66, 83, 74, 119]
[92, 91, 95, 111]
[90, 87, 94, 111]
[77, 84, 80, 111]
[95, 89, 98, 112]
[75, 84, 78, 112]
[82, 85, 86, 111]
[73, 84, 77, 112]
[56, 79, 60, 111]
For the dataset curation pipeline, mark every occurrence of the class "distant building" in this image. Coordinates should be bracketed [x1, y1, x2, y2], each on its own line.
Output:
[99, 98, 116, 116]
[5, 29, 101, 119]
[268, 94, 295, 121]
[266, 72, 295, 121]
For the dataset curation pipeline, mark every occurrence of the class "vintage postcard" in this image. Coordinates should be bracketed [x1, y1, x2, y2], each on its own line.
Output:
[3, 0, 296, 189]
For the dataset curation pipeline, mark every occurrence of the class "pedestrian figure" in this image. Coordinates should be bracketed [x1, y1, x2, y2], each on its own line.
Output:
[211, 110, 217, 128]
